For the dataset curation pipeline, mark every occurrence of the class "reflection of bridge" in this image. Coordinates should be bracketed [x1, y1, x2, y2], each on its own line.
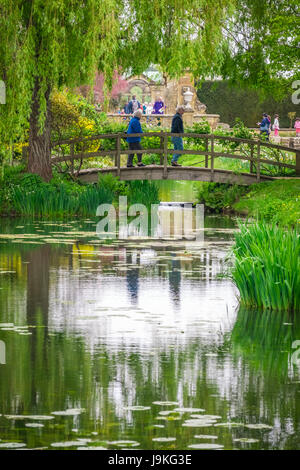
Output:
[51, 132, 300, 185]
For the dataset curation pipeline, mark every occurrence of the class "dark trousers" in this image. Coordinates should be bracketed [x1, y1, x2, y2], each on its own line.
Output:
[128, 142, 142, 166]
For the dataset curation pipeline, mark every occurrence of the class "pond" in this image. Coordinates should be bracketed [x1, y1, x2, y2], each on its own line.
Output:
[0, 215, 299, 450]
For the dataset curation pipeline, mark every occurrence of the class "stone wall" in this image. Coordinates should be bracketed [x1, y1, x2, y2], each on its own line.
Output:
[106, 113, 220, 130]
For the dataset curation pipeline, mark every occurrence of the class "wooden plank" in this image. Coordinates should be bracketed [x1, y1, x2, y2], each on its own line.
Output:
[163, 134, 168, 179]
[160, 133, 164, 165]
[250, 144, 254, 174]
[257, 141, 261, 182]
[51, 150, 116, 163]
[205, 138, 209, 168]
[116, 135, 121, 177]
[77, 166, 274, 185]
[53, 132, 298, 155]
[211, 136, 214, 182]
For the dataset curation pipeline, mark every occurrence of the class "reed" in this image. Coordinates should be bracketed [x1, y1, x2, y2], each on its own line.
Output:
[12, 184, 114, 217]
[231, 223, 300, 312]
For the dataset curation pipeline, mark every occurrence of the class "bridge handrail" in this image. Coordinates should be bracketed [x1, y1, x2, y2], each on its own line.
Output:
[50, 131, 300, 179]
[52, 132, 299, 154]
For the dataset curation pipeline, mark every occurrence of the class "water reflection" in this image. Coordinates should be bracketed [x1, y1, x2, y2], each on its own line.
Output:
[0, 218, 299, 450]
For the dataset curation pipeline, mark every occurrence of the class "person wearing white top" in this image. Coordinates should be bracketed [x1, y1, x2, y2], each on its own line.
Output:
[273, 114, 280, 137]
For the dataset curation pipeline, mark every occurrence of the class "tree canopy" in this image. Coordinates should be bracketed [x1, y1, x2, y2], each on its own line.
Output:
[222, 0, 300, 97]
[0, 0, 299, 178]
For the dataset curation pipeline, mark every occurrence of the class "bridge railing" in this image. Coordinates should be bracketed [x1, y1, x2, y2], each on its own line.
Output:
[51, 132, 300, 180]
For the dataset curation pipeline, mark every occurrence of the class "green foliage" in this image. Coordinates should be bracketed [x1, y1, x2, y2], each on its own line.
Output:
[0, 0, 234, 148]
[127, 180, 160, 207]
[185, 121, 211, 149]
[234, 180, 300, 227]
[0, 164, 159, 217]
[221, 0, 300, 97]
[230, 223, 300, 311]
[196, 182, 248, 213]
[197, 80, 300, 128]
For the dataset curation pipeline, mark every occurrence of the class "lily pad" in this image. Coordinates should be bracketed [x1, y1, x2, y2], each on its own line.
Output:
[245, 424, 273, 430]
[109, 440, 140, 447]
[25, 423, 44, 428]
[0, 442, 27, 448]
[152, 401, 179, 406]
[51, 441, 86, 448]
[234, 438, 259, 443]
[182, 421, 214, 428]
[188, 443, 224, 450]
[123, 406, 151, 411]
[214, 422, 244, 428]
[51, 408, 86, 416]
[152, 437, 176, 442]
[174, 408, 205, 413]
[5, 415, 54, 421]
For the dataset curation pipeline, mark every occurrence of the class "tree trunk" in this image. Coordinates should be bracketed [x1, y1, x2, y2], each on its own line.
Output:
[28, 78, 52, 181]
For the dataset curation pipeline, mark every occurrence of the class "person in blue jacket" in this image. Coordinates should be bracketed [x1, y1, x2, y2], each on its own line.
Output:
[257, 113, 271, 141]
[126, 110, 146, 168]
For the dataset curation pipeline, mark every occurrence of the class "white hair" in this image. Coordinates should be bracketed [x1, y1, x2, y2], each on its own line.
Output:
[176, 105, 185, 113]
[134, 109, 142, 117]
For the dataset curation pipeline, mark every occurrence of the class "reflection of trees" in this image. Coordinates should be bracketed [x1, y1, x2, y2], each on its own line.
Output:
[231, 307, 300, 378]
[230, 307, 300, 449]
[1, 243, 299, 449]
[26, 245, 51, 325]
[126, 252, 140, 304]
[168, 256, 181, 306]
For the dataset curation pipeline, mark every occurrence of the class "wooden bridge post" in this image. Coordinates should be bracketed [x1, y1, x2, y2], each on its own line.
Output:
[163, 133, 168, 179]
[160, 132, 164, 165]
[250, 143, 254, 174]
[256, 141, 261, 182]
[210, 136, 214, 182]
[205, 138, 209, 168]
[163, 134, 168, 180]
[116, 135, 121, 177]
[296, 150, 300, 176]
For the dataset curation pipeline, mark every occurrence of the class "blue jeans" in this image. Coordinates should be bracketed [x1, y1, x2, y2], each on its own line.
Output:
[171, 136, 183, 162]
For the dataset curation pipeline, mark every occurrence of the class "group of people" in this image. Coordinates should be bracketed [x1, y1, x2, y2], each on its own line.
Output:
[120, 95, 165, 115]
[126, 106, 185, 168]
[126, 107, 300, 168]
[258, 113, 300, 141]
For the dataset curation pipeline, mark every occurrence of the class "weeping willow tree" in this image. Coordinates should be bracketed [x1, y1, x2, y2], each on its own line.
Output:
[0, 0, 234, 180]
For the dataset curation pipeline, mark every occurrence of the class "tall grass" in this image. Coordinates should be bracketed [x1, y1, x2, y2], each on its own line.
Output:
[12, 184, 114, 217]
[231, 223, 300, 312]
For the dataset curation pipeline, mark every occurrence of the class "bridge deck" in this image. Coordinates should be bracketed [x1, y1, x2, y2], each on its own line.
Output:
[77, 165, 274, 185]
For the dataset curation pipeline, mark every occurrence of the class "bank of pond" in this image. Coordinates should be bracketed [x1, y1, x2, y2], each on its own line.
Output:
[0, 166, 299, 313]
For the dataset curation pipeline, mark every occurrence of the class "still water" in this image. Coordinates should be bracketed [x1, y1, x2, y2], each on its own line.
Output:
[0, 215, 299, 450]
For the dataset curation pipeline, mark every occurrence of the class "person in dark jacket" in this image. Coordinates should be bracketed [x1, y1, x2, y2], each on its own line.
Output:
[128, 95, 141, 114]
[126, 110, 146, 168]
[171, 105, 185, 166]
[257, 113, 271, 141]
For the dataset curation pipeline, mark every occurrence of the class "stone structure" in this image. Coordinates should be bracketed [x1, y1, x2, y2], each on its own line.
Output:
[112, 71, 220, 129]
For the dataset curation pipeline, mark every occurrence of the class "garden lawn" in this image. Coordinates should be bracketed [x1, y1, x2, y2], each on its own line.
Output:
[233, 179, 300, 228]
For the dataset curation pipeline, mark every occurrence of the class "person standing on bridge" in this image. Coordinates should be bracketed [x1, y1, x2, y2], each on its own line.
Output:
[171, 105, 185, 167]
[126, 109, 146, 168]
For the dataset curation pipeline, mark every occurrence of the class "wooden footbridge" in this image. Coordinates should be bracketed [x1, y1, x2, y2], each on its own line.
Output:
[51, 132, 300, 185]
